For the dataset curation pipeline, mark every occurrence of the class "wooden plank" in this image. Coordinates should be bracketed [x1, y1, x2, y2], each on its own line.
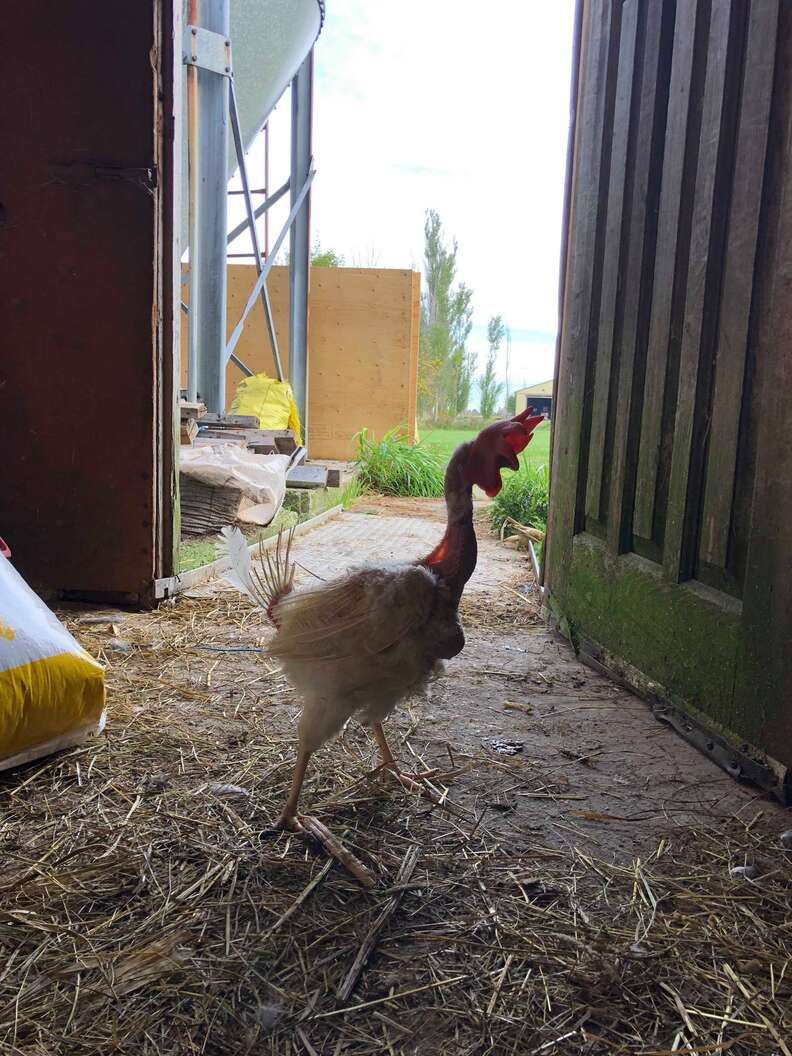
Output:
[274, 434, 297, 455]
[195, 428, 250, 440]
[408, 272, 420, 442]
[286, 465, 328, 489]
[633, 0, 702, 542]
[584, 0, 639, 525]
[199, 412, 259, 429]
[663, 0, 742, 583]
[698, 1, 778, 570]
[607, 0, 673, 553]
[735, 0, 792, 763]
[545, 0, 621, 590]
[180, 418, 198, 445]
[179, 400, 206, 420]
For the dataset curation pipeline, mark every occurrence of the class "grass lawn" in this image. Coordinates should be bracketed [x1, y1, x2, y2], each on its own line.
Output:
[420, 420, 551, 468]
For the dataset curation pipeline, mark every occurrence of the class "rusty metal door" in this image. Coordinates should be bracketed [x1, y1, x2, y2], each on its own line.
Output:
[547, 0, 792, 797]
[0, 1, 180, 605]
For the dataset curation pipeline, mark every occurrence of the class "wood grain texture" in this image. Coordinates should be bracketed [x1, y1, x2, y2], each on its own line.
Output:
[584, 0, 639, 525]
[698, 1, 778, 571]
[181, 266, 419, 460]
[734, 0, 792, 757]
[606, 0, 674, 554]
[632, 0, 705, 544]
[545, 0, 622, 590]
[662, 0, 742, 583]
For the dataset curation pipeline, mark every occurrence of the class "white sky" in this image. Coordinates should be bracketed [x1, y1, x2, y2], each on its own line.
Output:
[228, 0, 576, 397]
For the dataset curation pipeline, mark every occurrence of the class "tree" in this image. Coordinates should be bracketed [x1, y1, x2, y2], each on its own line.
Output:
[311, 240, 345, 267]
[449, 284, 475, 415]
[479, 315, 505, 418]
[277, 239, 345, 268]
[504, 326, 512, 406]
[418, 210, 475, 422]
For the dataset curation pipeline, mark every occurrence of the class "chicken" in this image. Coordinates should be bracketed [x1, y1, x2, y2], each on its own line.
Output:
[222, 408, 545, 840]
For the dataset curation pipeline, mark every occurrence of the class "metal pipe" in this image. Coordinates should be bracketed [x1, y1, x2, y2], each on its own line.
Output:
[186, 0, 200, 401]
[189, 0, 230, 413]
[288, 51, 313, 444]
[264, 120, 270, 259]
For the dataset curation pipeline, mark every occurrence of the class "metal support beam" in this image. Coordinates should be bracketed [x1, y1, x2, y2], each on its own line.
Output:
[225, 166, 314, 361]
[225, 178, 289, 244]
[288, 52, 313, 444]
[187, 0, 230, 412]
[228, 79, 284, 380]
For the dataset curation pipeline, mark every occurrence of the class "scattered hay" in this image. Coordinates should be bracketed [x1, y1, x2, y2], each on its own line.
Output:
[0, 597, 789, 1055]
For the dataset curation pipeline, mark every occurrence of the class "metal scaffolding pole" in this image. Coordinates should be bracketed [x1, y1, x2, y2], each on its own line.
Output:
[288, 51, 313, 444]
[187, 0, 230, 412]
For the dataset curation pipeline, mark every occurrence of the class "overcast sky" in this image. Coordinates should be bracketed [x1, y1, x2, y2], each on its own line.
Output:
[228, 1, 576, 395]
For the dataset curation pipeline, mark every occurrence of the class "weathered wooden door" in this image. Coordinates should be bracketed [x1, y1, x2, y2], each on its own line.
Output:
[547, 0, 792, 798]
[0, 1, 180, 605]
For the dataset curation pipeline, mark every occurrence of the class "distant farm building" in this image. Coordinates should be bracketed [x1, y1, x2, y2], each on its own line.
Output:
[514, 379, 553, 419]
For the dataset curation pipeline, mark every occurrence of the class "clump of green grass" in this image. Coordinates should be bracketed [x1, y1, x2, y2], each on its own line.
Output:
[354, 427, 445, 498]
[488, 462, 549, 536]
[340, 476, 367, 508]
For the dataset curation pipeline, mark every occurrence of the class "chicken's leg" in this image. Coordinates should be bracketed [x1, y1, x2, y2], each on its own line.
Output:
[277, 747, 312, 830]
[371, 723, 438, 787]
[276, 743, 375, 888]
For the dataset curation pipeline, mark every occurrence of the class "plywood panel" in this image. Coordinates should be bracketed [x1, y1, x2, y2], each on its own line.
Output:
[181, 266, 419, 460]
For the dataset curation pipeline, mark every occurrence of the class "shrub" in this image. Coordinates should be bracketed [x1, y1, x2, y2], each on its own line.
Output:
[353, 427, 445, 498]
[488, 462, 549, 535]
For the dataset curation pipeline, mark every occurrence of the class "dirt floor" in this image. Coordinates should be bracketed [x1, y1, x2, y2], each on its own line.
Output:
[1, 499, 791, 1055]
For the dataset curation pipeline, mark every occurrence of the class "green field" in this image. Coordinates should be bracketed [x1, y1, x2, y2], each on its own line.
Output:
[420, 420, 551, 468]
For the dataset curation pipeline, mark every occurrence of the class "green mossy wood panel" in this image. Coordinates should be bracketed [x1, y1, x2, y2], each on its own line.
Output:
[548, 0, 792, 776]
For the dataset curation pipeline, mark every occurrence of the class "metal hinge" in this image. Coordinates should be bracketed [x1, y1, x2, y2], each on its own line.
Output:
[183, 24, 232, 77]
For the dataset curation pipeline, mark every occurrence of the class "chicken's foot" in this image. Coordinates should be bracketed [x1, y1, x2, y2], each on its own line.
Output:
[371, 722, 445, 789]
[371, 722, 439, 783]
[277, 747, 376, 888]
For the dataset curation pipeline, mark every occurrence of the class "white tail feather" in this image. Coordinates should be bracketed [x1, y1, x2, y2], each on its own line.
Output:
[220, 525, 295, 619]
[220, 526, 259, 604]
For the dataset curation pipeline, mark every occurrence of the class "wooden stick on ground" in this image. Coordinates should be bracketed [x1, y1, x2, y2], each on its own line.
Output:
[336, 845, 420, 1000]
[298, 816, 377, 889]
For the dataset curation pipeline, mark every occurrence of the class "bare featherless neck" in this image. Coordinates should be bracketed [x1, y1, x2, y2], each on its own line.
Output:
[443, 442, 474, 522]
[418, 442, 477, 595]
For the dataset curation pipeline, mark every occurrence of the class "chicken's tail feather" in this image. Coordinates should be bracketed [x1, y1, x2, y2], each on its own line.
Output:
[220, 525, 295, 624]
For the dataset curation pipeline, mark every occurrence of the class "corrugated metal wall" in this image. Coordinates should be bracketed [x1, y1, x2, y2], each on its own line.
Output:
[547, 0, 792, 797]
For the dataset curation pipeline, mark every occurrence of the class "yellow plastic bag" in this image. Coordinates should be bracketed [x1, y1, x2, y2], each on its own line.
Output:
[0, 554, 105, 771]
[229, 374, 302, 446]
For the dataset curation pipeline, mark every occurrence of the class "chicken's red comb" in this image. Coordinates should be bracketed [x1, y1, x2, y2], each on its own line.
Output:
[504, 408, 545, 454]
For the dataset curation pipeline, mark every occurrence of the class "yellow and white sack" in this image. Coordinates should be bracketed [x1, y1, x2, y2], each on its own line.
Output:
[0, 555, 105, 771]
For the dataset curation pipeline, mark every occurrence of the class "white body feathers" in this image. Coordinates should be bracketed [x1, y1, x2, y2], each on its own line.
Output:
[221, 528, 464, 754]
